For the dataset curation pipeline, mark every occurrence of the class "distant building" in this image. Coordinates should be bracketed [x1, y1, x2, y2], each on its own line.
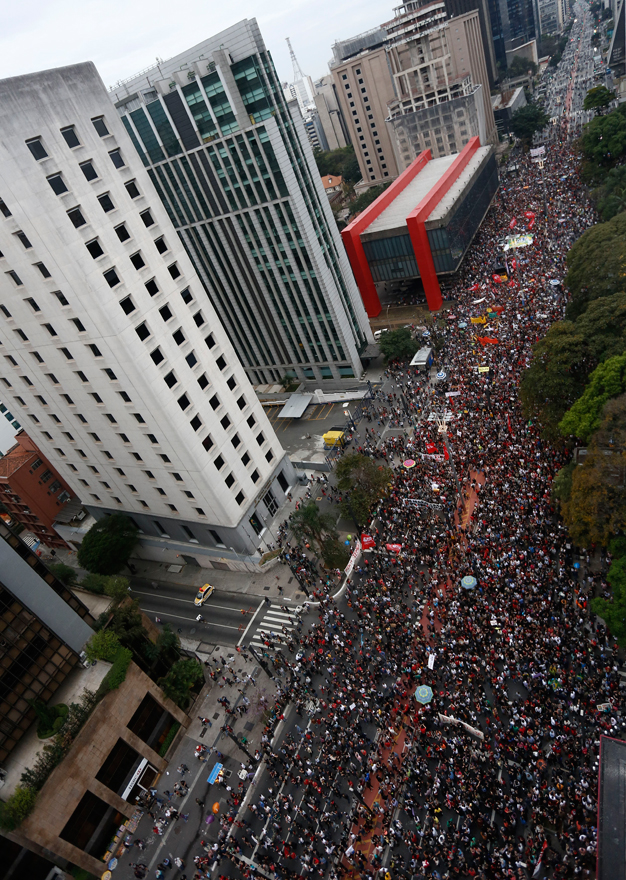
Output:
[330, 1, 497, 186]
[608, 0, 626, 77]
[313, 75, 351, 149]
[322, 174, 344, 196]
[342, 138, 498, 315]
[445, 0, 500, 85]
[492, 85, 527, 132]
[0, 432, 78, 549]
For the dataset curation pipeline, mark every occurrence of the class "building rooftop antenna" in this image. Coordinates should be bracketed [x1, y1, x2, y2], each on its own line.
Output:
[286, 37, 305, 83]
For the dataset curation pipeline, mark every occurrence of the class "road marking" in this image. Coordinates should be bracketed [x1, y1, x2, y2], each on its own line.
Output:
[132, 588, 251, 614]
[141, 608, 240, 629]
[238, 598, 265, 647]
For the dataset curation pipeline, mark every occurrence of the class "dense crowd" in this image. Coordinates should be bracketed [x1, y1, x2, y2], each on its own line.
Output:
[164, 17, 625, 880]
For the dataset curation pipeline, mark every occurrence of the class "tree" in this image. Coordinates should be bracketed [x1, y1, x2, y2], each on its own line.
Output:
[510, 103, 549, 145]
[84, 629, 122, 662]
[578, 103, 626, 172]
[0, 786, 38, 831]
[508, 55, 537, 77]
[378, 328, 417, 364]
[336, 453, 393, 526]
[319, 536, 350, 570]
[561, 395, 626, 546]
[103, 575, 131, 603]
[348, 183, 391, 218]
[46, 562, 78, 586]
[583, 85, 615, 114]
[519, 322, 592, 441]
[591, 555, 626, 644]
[565, 211, 626, 319]
[560, 354, 626, 442]
[159, 658, 204, 708]
[77, 513, 138, 575]
[313, 145, 361, 184]
[289, 502, 338, 557]
[592, 165, 626, 221]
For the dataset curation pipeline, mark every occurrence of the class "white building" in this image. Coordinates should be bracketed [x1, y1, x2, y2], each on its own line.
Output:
[110, 20, 372, 386]
[0, 62, 296, 565]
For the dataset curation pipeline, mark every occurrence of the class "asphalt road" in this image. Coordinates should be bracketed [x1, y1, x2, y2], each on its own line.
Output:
[129, 577, 264, 647]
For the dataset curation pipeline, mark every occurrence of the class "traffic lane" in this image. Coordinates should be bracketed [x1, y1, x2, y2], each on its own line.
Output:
[130, 579, 262, 644]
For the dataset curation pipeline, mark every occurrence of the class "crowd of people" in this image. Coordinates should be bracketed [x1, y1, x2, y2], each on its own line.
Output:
[155, 15, 625, 879]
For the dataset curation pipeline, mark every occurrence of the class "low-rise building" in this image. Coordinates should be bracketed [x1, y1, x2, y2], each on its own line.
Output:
[0, 433, 78, 549]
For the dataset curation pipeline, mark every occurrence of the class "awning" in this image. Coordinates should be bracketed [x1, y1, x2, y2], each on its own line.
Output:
[277, 393, 313, 419]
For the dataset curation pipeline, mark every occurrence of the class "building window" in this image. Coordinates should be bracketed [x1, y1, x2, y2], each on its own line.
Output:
[130, 252, 145, 270]
[35, 262, 51, 278]
[79, 160, 98, 182]
[224, 473, 235, 489]
[168, 263, 181, 280]
[67, 207, 86, 227]
[109, 149, 125, 169]
[177, 394, 190, 411]
[7, 270, 23, 286]
[154, 237, 168, 254]
[92, 117, 109, 137]
[0, 197, 11, 218]
[119, 296, 135, 315]
[26, 138, 48, 160]
[86, 239, 104, 259]
[98, 193, 115, 213]
[214, 455, 224, 470]
[121, 182, 140, 205]
[140, 210, 154, 227]
[145, 278, 159, 296]
[135, 323, 150, 341]
[202, 435, 214, 451]
[190, 415, 202, 431]
[15, 231, 32, 249]
[173, 328, 185, 346]
[103, 268, 120, 287]
[180, 288, 193, 304]
[150, 347, 164, 365]
[115, 224, 131, 242]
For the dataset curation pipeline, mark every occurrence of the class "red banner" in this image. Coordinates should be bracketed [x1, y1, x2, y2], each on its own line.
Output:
[386, 543, 402, 554]
[510, 259, 517, 272]
[492, 274, 503, 284]
[477, 336, 499, 345]
[509, 217, 517, 229]
[361, 534, 376, 550]
[468, 282, 480, 292]
[443, 446, 450, 461]
[425, 442, 438, 454]
[524, 211, 535, 219]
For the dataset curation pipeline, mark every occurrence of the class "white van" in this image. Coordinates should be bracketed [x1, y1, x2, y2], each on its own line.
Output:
[374, 328, 389, 341]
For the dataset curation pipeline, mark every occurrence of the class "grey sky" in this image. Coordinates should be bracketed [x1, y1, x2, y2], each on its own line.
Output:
[0, 0, 388, 90]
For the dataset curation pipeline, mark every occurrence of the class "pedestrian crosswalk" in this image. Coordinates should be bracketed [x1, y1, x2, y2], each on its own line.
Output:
[249, 603, 298, 652]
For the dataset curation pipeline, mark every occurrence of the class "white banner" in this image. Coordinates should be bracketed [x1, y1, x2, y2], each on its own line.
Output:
[344, 539, 362, 578]
[427, 653, 436, 670]
[437, 713, 484, 740]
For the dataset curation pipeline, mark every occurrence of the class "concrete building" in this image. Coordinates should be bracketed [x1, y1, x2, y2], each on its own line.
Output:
[491, 85, 527, 133]
[342, 138, 498, 315]
[0, 522, 93, 764]
[312, 75, 351, 150]
[331, 2, 497, 185]
[536, 0, 564, 34]
[0, 61, 297, 563]
[330, 28, 401, 184]
[0, 431, 78, 550]
[608, 0, 626, 77]
[445, 0, 500, 85]
[110, 20, 372, 388]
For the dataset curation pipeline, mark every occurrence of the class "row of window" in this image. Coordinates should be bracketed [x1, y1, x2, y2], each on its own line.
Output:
[341, 68, 389, 181]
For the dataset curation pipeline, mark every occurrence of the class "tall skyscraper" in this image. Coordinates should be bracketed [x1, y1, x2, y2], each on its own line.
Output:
[110, 20, 372, 387]
[312, 75, 352, 151]
[0, 61, 295, 560]
[445, 0, 499, 84]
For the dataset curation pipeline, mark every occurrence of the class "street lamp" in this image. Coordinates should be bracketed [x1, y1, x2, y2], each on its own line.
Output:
[434, 410, 461, 504]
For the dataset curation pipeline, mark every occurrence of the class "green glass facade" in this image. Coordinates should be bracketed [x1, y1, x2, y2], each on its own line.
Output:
[114, 38, 368, 384]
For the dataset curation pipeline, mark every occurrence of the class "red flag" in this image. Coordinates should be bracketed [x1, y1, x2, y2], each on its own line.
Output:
[425, 442, 438, 454]
[510, 258, 517, 271]
[524, 211, 535, 219]
[361, 534, 375, 550]
[492, 274, 503, 284]
[443, 445, 449, 461]
[507, 413, 512, 433]
[527, 217, 535, 229]
[509, 217, 517, 229]
[386, 543, 402, 554]
[477, 336, 499, 345]
[468, 283, 480, 292]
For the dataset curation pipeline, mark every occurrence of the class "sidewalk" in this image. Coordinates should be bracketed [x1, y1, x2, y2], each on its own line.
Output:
[113, 644, 281, 880]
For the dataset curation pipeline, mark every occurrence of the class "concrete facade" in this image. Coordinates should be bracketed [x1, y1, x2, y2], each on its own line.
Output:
[0, 61, 298, 558]
[312, 75, 351, 150]
[3, 661, 189, 876]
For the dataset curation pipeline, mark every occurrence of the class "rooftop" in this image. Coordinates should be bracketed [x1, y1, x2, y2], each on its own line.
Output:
[322, 175, 343, 190]
[361, 146, 492, 236]
[0, 445, 35, 479]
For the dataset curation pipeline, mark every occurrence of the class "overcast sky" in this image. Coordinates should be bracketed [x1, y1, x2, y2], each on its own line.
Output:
[0, 0, 389, 90]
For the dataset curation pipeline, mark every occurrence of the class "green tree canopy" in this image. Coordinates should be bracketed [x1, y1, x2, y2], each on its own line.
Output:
[378, 328, 418, 364]
[561, 395, 626, 545]
[314, 145, 360, 184]
[578, 103, 626, 172]
[508, 55, 537, 76]
[159, 658, 204, 708]
[335, 453, 392, 527]
[592, 166, 626, 221]
[565, 210, 626, 319]
[560, 354, 626, 442]
[591, 555, 626, 644]
[289, 501, 338, 556]
[46, 562, 78, 585]
[519, 321, 591, 440]
[348, 182, 391, 219]
[584, 85, 615, 114]
[77, 513, 138, 575]
[510, 103, 549, 145]
[84, 629, 122, 662]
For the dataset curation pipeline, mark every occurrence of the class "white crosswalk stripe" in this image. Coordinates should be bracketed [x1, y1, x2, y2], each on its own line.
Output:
[248, 603, 298, 651]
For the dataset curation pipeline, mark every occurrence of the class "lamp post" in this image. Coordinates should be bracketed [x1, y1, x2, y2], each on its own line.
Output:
[434, 410, 461, 504]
